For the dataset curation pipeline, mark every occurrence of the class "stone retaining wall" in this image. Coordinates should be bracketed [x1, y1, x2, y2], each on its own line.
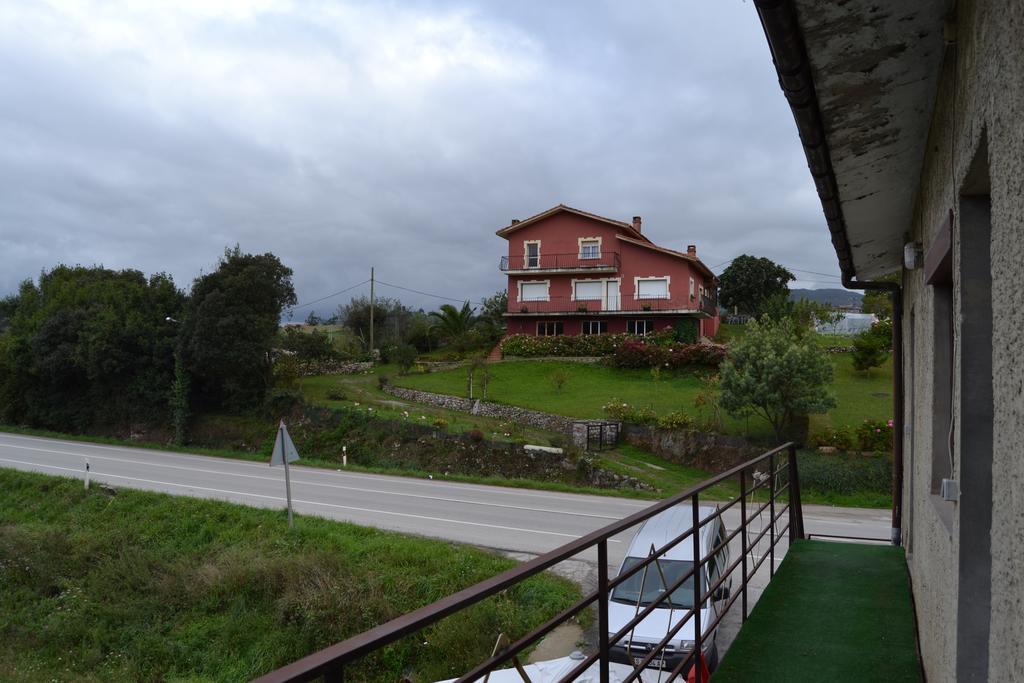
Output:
[298, 360, 374, 376]
[381, 384, 613, 448]
[622, 424, 761, 472]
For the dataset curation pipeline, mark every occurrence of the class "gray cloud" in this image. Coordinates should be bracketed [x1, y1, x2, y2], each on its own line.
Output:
[0, 0, 842, 317]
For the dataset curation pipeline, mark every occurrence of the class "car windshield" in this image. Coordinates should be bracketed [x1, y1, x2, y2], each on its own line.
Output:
[610, 557, 696, 609]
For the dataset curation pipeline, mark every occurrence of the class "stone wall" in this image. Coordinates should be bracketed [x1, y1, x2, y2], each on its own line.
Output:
[298, 360, 374, 376]
[381, 384, 614, 449]
[622, 424, 760, 473]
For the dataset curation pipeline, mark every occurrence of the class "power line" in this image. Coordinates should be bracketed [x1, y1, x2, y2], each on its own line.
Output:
[375, 279, 477, 304]
[288, 279, 369, 311]
[709, 257, 841, 280]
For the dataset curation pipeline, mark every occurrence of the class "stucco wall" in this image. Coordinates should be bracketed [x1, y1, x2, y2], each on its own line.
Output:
[901, 0, 1024, 679]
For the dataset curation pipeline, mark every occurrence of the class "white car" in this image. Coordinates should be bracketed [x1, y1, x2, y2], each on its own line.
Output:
[607, 504, 731, 673]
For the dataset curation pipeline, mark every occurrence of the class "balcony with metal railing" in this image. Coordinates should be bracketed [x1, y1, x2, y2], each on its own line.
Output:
[252, 444, 919, 683]
[499, 252, 621, 274]
[507, 295, 712, 316]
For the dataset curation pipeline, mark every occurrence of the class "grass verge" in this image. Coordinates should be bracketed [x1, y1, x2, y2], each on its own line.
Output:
[0, 468, 580, 682]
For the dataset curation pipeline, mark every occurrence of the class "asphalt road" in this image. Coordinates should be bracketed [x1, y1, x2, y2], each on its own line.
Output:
[0, 432, 890, 562]
[0, 431, 892, 668]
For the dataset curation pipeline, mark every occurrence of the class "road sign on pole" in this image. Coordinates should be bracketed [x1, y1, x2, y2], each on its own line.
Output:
[270, 420, 301, 528]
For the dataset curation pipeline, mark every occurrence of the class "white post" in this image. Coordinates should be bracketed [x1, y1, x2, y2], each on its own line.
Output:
[342, 446, 347, 467]
[84, 458, 90, 490]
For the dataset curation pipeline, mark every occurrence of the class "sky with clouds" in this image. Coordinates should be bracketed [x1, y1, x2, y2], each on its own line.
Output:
[0, 0, 845, 318]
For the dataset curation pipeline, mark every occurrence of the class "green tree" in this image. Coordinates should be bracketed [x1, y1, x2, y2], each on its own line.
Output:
[851, 319, 893, 373]
[279, 326, 336, 361]
[0, 266, 185, 432]
[179, 247, 296, 411]
[475, 290, 508, 342]
[719, 317, 835, 443]
[718, 255, 795, 317]
[429, 302, 476, 340]
[337, 296, 411, 350]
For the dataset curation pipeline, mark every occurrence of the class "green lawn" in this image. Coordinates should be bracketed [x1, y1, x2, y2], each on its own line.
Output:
[714, 540, 920, 681]
[393, 355, 894, 441]
[0, 469, 579, 682]
[298, 364, 562, 445]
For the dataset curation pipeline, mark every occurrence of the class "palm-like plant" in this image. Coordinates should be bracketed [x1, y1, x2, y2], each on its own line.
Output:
[429, 302, 475, 339]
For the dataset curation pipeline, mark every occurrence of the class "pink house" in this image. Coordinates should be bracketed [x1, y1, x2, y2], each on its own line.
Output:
[497, 205, 720, 338]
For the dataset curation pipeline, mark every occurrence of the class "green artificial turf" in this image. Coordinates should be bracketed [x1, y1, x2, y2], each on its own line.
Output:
[713, 540, 920, 682]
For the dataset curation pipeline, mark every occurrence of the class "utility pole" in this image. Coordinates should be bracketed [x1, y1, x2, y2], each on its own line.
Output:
[369, 266, 375, 354]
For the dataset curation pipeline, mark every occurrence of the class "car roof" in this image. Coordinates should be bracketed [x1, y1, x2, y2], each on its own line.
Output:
[624, 504, 719, 562]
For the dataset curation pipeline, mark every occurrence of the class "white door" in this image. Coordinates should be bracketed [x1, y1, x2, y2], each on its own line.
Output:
[604, 280, 620, 311]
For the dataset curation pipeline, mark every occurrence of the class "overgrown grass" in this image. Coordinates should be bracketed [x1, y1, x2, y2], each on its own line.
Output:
[0, 469, 580, 682]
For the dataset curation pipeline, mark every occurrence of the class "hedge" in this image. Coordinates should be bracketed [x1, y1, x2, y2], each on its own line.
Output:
[501, 333, 633, 357]
[609, 339, 728, 369]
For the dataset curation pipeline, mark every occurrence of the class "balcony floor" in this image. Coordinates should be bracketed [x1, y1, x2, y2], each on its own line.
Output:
[713, 539, 921, 682]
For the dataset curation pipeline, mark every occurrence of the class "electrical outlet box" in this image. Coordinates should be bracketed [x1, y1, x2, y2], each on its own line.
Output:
[941, 478, 960, 502]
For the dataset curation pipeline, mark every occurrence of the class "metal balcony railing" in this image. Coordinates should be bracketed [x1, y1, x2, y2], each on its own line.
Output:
[253, 443, 804, 683]
[509, 295, 706, 315]
[499, 252, 621, 272]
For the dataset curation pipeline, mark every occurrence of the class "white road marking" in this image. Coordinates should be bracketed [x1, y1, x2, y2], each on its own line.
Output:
[0, 457, 621, 543]
[0, 442, 628, 520]
[0, 432, 650, 507]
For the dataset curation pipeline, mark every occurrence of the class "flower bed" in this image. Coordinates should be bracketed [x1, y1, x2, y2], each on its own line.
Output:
[501, 333, 633, 357]
[608, 339, 727, 369]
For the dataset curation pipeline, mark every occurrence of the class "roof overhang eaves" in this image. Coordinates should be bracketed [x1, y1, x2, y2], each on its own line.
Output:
[755, 0, 947, 285]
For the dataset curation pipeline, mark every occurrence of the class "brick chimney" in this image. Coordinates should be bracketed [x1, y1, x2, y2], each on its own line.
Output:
[632, 216, 642, 233]
[687, 244, 697, 256]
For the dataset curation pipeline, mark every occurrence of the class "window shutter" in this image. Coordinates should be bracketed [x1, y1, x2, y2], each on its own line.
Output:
[520, 282, 547, 301]
[637, 279, 668, 299]
[575, 280, 603, 300]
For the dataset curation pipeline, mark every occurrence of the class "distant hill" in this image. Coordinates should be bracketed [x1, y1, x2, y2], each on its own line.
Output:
[789, 288, 863, 308]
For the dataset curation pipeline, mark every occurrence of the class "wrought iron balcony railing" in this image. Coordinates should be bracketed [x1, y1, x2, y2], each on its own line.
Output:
[500, 252, 621, 273]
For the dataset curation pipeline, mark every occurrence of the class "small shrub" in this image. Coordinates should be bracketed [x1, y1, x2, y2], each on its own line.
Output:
[263, 389, 304, 418]
[431, 417, 449, 429]
[855, 419, 893, 452]
[851, 331, 889, 372]
[649, 366, 662, 382]
[673, 318, 699, 344]
[656, 410, 695, 430]
[377, 375, 390, 389]
[325, 388, 347, 401]
[466, 429, 485, 443]
[392, 344, 419, 374]
[549, 368, 570, 393]
[602, 400, 658, 425]
[548, 434, 565, 448]
[811, 426, 854, 450]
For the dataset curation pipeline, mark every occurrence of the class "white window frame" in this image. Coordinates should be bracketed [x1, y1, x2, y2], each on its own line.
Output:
[523, 240, 541, 269]
[517, 279, 550, 302]
[689, 277, 696, 300]
[537, 321, 564, 336]
[633, 276, 671, 300]
[571, 278, 605, 301]
[581, 320, 608, 335]
[577, 236, 602, 260]
[628, 319, 656, 335]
